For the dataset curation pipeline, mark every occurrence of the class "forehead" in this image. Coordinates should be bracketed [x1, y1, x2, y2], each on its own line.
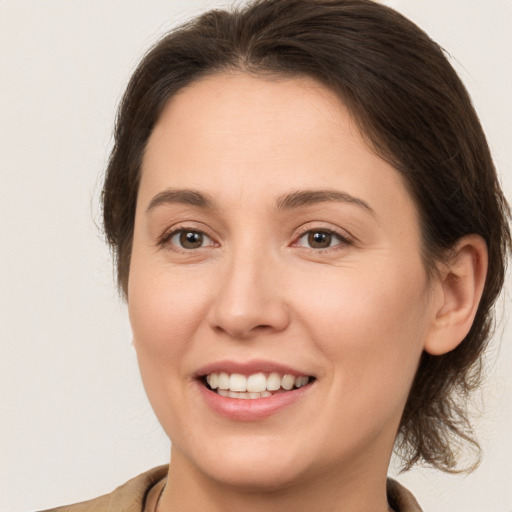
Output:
[145, 73, 354, 171]
[140, 72, 418, 230]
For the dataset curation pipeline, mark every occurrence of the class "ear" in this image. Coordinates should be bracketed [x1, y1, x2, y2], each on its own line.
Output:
[424, 235, 488, 356]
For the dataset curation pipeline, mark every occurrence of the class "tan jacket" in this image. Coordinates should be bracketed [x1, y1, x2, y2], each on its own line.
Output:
[38, 465, 423, 511]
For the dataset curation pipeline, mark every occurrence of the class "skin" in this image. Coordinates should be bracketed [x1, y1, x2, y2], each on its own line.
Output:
[129, 73, 486, 512]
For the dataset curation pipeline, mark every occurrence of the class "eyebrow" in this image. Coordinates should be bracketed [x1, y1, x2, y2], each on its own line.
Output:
[146, 188, 216, 213]
[146, 187, 374, 216]
[275, 189, 375, 215]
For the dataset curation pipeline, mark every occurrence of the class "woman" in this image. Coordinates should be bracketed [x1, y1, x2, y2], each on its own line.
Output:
[38, 0, 510, 510]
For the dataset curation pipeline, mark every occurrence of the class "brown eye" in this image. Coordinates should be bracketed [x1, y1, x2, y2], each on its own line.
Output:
[308, 231, 332, 249]
[295, 229, 348, 250]
[168, 230, 213, 249]
[180, 231, 203, 249]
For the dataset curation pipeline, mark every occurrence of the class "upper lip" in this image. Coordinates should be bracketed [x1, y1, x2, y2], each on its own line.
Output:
[194, 359, 314, 379]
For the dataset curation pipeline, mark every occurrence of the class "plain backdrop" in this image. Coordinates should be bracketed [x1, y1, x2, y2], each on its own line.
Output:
[1, 1, 511, 511]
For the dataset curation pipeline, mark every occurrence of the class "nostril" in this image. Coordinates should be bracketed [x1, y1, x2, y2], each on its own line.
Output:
[207, 283, 291, 338]
[212, 322, 277, 339]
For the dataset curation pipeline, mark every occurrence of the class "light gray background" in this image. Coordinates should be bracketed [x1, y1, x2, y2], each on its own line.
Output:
[1, 1, 511, 511]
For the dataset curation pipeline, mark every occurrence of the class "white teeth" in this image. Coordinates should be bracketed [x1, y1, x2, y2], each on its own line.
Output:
[208, 373, 219, 389]
[247, 373, 267, 393]
[205, 371, 312, 398]
[229, 373, 247, 392]
[217, 372, 230, 390]
[295, 375, 309, 388]
[222, 390, 273, 399]
[267, 372, 281, 391]
[281, 374, 295, 391]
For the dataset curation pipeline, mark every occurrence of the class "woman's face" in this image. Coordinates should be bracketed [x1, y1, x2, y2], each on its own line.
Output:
[129, 74, 439, 490]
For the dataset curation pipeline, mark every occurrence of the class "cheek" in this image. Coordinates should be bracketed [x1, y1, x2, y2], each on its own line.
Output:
[294, 261, 429, 399]
[127, 264, 213, 433]
[128, 251, 212, 350]
[127, 260, 215, 427]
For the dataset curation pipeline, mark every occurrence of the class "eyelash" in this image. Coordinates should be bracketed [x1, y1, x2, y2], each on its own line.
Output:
[292, 226, 353, 252]
[158, 225, 353, 253]
[158, 225, 217, 252]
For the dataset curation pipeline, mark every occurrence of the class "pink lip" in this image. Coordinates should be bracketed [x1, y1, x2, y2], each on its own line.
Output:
[194, 359, 312, 378]
[193, 359, 315, 421]
[196, 381, 313, 421]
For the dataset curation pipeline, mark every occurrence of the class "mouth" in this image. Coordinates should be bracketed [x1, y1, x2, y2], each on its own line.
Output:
[200, 371, 315, 400]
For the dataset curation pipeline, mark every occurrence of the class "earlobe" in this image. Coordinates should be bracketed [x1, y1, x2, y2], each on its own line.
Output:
[424, 235, 488, 356]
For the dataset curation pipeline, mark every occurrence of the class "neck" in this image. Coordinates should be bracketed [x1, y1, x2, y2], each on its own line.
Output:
[156, 447, 393, 512]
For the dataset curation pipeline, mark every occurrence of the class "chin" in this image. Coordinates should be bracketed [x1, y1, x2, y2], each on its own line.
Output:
[181, 436, 311, 492]
[206, 460, 306, 492]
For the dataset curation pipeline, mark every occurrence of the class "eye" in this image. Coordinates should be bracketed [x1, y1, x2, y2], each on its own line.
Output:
[295, 229, 348, 250]
[167, 229, 215, 250]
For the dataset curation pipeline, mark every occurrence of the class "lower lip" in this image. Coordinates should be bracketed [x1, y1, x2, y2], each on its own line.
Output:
[196, 381, 313, 421]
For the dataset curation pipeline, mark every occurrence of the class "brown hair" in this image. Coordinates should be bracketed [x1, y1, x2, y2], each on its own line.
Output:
[102, 0, 510, 472]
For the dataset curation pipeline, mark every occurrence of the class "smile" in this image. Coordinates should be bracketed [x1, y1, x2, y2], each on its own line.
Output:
[204, 372, 311, 399]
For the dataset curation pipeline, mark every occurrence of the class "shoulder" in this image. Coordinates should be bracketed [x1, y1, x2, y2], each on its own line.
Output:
[387, 478, 423, 512]
[36, 465, 168, 512]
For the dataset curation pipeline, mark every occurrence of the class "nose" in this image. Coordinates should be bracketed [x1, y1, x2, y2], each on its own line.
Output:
[207, 248, 290, 340]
